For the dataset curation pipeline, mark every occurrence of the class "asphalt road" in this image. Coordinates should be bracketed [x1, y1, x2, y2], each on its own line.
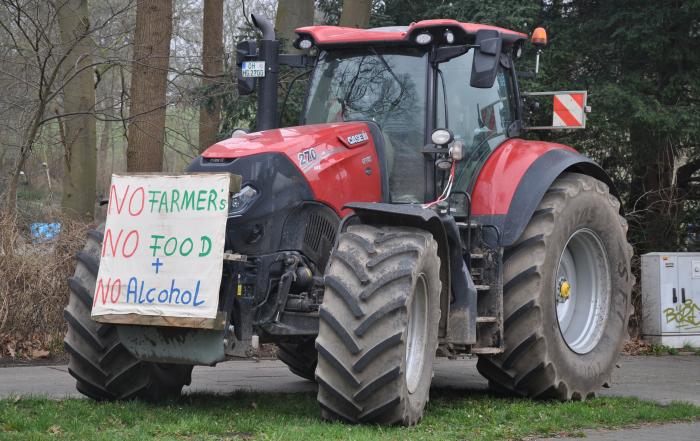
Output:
[1, 355, 698, 439]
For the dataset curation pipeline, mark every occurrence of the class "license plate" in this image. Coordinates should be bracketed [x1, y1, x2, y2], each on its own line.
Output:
[241, 61, 265, 78]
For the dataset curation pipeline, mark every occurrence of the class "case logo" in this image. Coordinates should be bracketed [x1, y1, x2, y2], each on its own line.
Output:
[347, 131, 369, 145]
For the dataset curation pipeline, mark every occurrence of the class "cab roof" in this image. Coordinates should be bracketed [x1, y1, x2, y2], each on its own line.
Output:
[295, 19, 528, 48]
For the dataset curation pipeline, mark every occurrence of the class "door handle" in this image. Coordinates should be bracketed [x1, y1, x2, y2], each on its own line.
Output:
[681, 288, 686, 303]
[673, 288, 677, 303]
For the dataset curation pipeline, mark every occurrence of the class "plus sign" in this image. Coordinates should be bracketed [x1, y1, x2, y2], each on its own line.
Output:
[152, 257, 163, 274]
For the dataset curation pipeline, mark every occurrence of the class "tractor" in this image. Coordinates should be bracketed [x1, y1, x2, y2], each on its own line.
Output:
[64, 15, 633, 426]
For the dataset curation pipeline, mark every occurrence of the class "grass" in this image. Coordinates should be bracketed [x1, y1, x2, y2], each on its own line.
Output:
[649, 343, 700, 356]
[1, 391, 698, 441]
[650, 344, 680, 356]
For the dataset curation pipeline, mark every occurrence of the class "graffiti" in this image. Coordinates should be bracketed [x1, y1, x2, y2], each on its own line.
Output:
[664, 300, 700, 330]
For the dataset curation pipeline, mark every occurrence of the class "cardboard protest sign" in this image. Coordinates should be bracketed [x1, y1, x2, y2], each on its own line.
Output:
[91, 174, 231, 327]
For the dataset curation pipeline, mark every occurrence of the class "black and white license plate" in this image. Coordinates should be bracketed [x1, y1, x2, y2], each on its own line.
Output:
[241, 61, 265, 78]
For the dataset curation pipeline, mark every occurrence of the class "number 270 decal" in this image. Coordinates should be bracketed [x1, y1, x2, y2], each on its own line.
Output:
[298, 148, 318, 166]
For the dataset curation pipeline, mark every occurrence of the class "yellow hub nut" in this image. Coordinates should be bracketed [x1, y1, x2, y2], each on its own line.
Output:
[560, 280, 571, 300]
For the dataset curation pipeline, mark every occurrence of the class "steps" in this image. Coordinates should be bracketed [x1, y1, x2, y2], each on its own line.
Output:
[467, 226, 504, 356]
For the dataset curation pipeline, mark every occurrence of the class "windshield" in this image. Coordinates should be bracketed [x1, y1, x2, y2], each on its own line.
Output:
[304, 48, 428, 202]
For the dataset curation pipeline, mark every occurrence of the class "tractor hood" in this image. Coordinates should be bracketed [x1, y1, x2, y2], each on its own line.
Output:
[193, 121, 386, 216]
[201, 122, 374, 159]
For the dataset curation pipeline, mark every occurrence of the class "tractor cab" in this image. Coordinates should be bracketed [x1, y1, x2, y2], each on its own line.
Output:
[302, 44, 517, 209]
[237, 19, 529, 211]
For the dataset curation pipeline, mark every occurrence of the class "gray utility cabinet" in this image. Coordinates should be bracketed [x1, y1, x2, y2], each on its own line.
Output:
[641, 253, 700, 347]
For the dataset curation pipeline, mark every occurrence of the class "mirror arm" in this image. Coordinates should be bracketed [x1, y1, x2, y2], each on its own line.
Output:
[516, 70, 536, 79]
[430, 45, 477, 65]
[279, 54, 316, 68]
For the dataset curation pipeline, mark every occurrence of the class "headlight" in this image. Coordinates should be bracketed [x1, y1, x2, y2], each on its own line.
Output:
[298, 38, 313, 50]
[415, 33, 433, 45]
[229, 185, 259, 216]
[444, 30, 455, 44]
[431, 128, 454, 145]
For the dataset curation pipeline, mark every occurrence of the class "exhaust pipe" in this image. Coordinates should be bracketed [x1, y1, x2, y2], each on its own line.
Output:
[251, 14, 279, 131]
[251, 13, 275, 41]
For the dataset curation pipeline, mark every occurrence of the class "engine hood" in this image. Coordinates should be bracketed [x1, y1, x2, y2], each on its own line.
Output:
[196, 120, 386, 216]
[202, 122, 373, 159]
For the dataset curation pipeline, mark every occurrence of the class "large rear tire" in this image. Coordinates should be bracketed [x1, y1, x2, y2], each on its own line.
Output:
[64, 227, 193, 401]
[477, 173, 633, 400]
[315, 225, 441, 425]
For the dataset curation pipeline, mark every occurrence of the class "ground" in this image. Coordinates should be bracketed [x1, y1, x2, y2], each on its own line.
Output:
[0, 355, 698, 440]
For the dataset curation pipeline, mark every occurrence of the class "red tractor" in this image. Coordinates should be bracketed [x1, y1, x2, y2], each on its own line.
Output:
[65, 16, 633, 425]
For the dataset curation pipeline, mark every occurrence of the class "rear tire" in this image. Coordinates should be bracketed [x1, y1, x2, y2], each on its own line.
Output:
[477, 173, 633, 400]
[64, 227, 193, 401]
[277, 338, 317, 381]
[315, 225, 441, 425]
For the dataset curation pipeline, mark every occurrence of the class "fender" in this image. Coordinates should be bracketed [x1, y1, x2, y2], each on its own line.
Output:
[341, 202, 477, 344]
[471, 139, 619, 247]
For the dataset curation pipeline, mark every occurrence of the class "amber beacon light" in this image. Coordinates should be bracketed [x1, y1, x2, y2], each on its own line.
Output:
[531, 27, 547, 73]
[531, 27, 547, 47]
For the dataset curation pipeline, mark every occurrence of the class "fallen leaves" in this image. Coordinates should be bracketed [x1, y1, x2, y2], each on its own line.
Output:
[1, 332, 62, 360]
[48, 425, 61, 434]
[623, 338, 652, 355]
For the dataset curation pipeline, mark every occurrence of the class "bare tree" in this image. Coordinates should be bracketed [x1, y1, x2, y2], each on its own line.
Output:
[0, 1, 117, 217]
[339, 0, 371, 28]
[126, 0, 173, 172]
[198, 0, 223, 152]
[275, 0, 314, 52]
[57, 0, 97, 218]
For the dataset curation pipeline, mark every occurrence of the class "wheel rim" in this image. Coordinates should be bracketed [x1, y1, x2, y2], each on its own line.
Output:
[405, 274, 428, 394]
[555, 228, 611, 354]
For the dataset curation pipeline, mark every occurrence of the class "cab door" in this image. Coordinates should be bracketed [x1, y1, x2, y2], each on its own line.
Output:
[436, 50, 517, 215]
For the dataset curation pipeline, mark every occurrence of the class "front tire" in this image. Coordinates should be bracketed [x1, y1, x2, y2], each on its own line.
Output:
[477, 173, 633, 400]
[64, 227, 193, 401]
[277, 338, 317, 381]
[315, 225, 441, 425]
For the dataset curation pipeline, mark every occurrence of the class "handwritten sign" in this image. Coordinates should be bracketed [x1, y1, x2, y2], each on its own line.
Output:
[91, 174, 231, 325]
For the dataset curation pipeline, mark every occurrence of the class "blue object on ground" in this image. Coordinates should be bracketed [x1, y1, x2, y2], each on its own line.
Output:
[30, 222, 61, 243]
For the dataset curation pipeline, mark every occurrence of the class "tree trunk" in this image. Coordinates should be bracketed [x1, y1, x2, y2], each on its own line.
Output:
[627, 123, 678, 253]
[3, 102, 46, 219]
[126, 0, 173, 172]
[275, 0, 315, 52]
[98, 98, 112, 196]
[339, 0, 372, 28]
[198, 0, 224, 152]
[57, 0, 97, 219]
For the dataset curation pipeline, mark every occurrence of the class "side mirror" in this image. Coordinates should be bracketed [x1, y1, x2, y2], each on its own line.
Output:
[236, 40, 257, 96]
[470, 29, 502, 89]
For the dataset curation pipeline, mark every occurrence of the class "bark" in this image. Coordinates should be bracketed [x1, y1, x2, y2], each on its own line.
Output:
[275, 0, 315, 53]
[198, 0, 224, 152]
[339, 0, 372, 28]
[57, 0, 97, 219]
[98, 96, 113, 196]
[4, 105, 45, 219]
[126, 0, 173, 172]
[627, 124, 678, 253]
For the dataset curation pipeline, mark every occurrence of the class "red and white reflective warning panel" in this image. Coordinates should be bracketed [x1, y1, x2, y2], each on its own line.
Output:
[552, 92, 587, 128]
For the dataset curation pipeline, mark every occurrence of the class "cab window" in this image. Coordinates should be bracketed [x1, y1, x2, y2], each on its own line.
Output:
[305, 48, 429, 203]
